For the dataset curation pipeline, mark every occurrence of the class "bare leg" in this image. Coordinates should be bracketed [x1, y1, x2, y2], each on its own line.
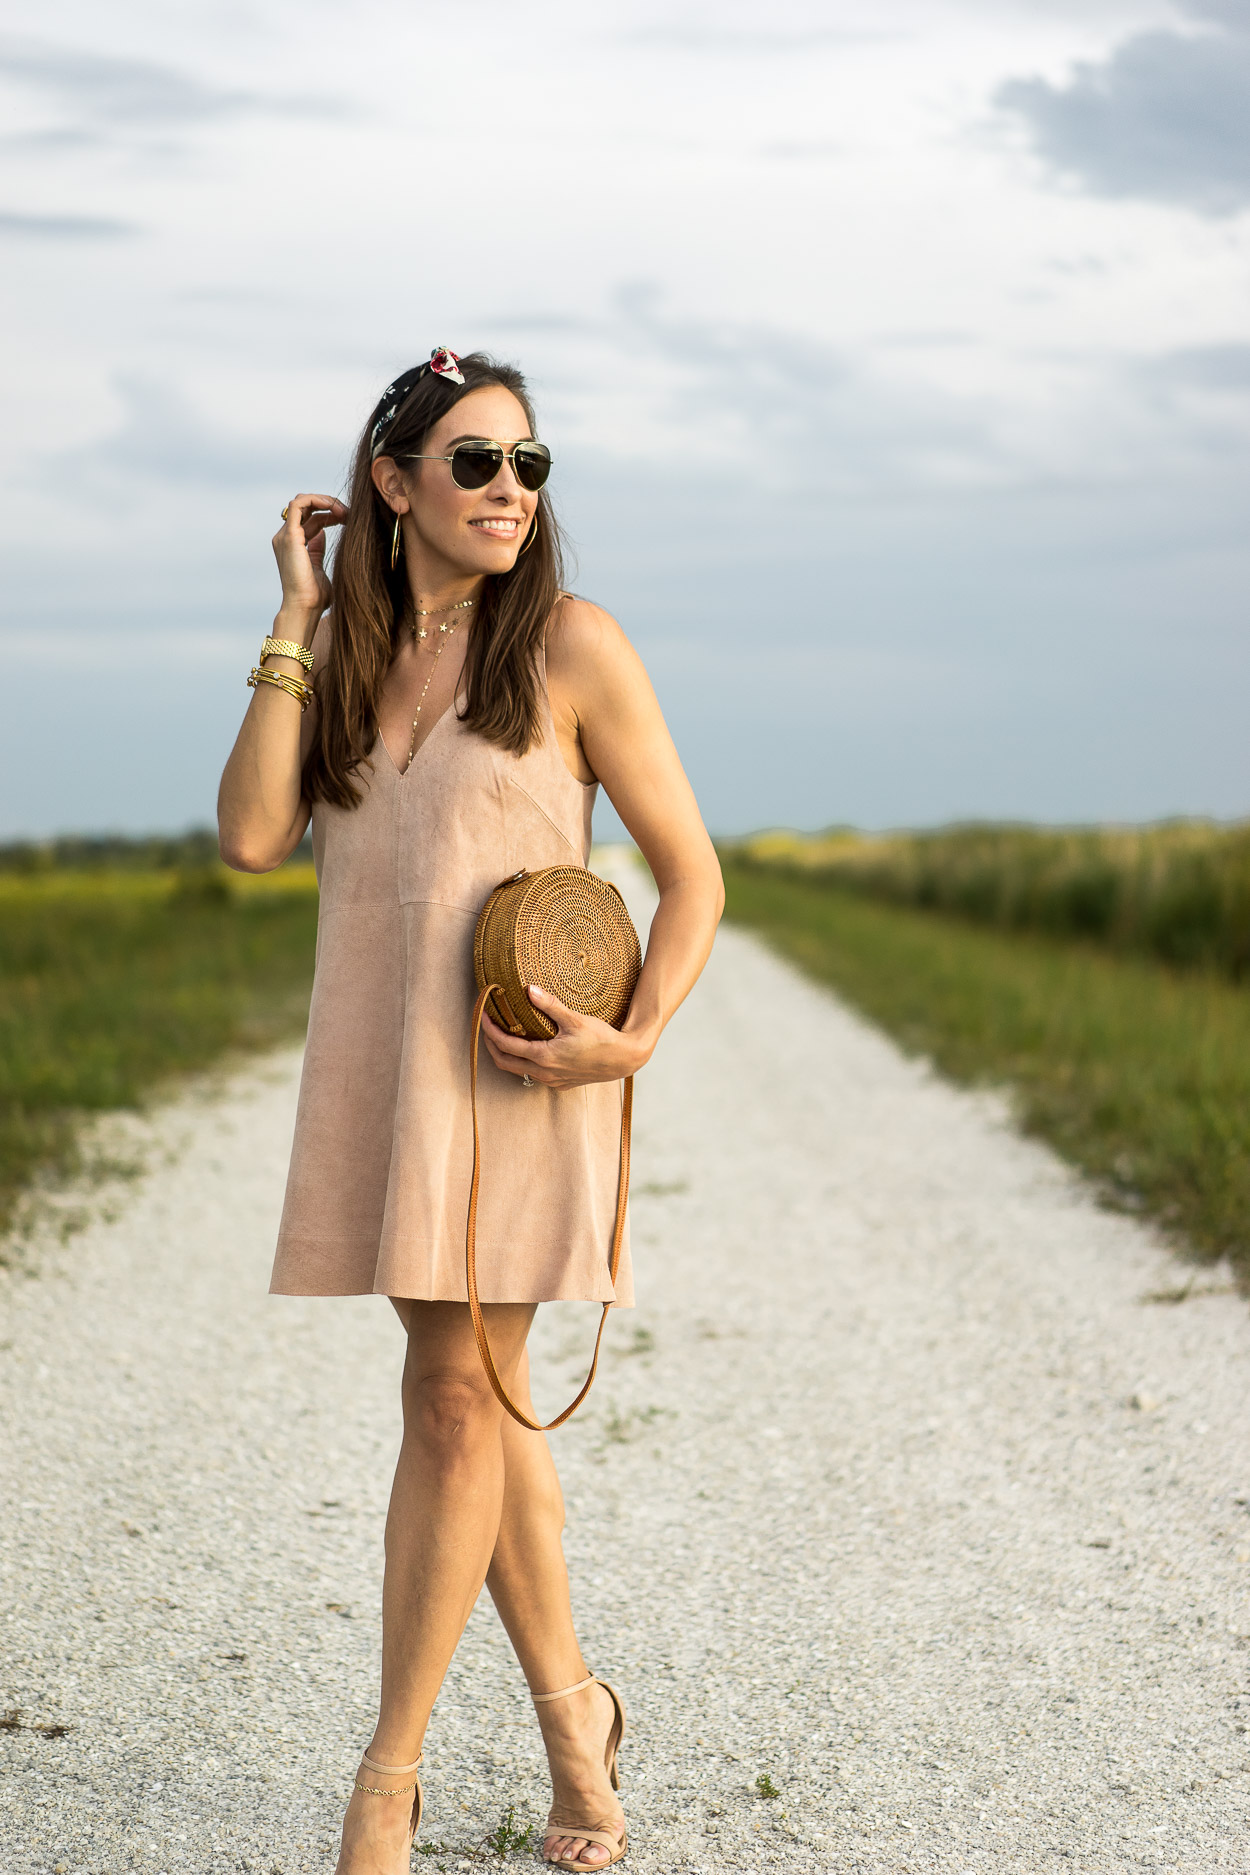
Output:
[485, 1350, 626, 1869]
[335, 1299, 534, 1875]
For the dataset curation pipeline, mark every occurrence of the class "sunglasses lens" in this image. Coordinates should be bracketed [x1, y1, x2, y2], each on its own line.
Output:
[513, 444, 552, 491]
[450, 445, 504, 489]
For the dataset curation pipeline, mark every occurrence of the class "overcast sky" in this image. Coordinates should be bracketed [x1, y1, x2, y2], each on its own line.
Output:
[1, 0, 1247, 838]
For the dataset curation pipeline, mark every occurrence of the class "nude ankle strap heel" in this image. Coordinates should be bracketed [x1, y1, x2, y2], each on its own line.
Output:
[353, 1748, 424, 1845]
[533, 1675, 628, 1868]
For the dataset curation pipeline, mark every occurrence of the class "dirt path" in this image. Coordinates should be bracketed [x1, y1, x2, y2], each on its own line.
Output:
[2, 862, 1248, 1874]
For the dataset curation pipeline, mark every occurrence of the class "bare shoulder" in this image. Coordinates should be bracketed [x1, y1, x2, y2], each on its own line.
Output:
[545, 595, 641, 694]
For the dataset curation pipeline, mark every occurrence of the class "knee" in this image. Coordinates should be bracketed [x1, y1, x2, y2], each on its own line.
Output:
[403, 1370, 499, 1470]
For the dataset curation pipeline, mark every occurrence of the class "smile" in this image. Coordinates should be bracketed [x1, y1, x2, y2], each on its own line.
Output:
[470, 518, 521, 536]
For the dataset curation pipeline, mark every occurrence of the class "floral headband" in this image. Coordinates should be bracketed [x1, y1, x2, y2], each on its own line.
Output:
[369, 346, 466, 457]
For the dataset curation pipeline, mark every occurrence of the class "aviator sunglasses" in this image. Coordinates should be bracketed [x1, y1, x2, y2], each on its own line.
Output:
[400, 438, 553, 493]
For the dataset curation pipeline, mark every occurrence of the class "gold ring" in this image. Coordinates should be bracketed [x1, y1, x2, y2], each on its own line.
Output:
[281, 504, 290, 520]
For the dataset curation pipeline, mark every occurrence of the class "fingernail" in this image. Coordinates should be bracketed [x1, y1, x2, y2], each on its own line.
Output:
[528, 985, 543, 996]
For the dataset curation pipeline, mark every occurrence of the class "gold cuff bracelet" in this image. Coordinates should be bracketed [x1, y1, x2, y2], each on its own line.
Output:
[261, 636, 314, 671]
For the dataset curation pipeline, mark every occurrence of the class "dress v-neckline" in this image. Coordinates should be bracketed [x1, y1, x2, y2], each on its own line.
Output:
[377, 688, 464, 779]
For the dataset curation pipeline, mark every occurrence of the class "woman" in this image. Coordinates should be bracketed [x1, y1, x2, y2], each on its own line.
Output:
[218, 347, 723, 1875]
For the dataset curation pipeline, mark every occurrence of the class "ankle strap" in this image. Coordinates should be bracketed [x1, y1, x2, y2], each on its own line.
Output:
[533, 1673, 597, 1704]
[361, 1748, 424, 1776]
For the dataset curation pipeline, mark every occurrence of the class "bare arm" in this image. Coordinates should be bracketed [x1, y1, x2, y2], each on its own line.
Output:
[217, 493, 346, 873]
[481, 599, 724, 1088]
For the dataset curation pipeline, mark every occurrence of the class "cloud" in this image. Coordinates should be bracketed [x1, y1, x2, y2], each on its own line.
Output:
[623, 26, 897, 53]
[1186, 0, 1250, 26]
[0, 208, 136, 238]
[759, 139, 846, 162]
[995, 3, 1250, 214]
[526, 289, 1250, 569]
[0, 35, 346, 133]
[1148, 342, 1250, 392]
[525, 286, 1011, 500]
[1135, 343, 1250, 452]
[69, 376, 318, 490]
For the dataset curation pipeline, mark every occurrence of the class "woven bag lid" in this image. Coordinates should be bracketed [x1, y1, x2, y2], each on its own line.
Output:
[476, 865, 641, 1037]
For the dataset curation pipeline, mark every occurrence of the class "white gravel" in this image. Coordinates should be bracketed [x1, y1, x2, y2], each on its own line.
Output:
[2, 858, 1249, 1875]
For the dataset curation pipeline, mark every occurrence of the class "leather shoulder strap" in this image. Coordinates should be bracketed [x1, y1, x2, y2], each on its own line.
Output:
[466, 984, 632, 1432]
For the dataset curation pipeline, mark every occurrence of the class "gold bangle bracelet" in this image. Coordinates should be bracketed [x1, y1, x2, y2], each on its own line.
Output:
[261, 635, 314, 671]
[249, 680, 311, 711]
[248, 671, 305, 701]
[247, 675, 311, 705]
[248, 666, 312, 709]
[257, 666, 311, 696]
[249, 664, 309, 692]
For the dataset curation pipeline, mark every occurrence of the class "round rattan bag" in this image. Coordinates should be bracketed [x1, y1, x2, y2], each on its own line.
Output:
[473, 865, 641, 1038]
[467, 865, 642, 1434]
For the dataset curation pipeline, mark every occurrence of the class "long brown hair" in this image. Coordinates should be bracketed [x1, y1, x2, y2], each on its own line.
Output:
[304, 352, 565, 809]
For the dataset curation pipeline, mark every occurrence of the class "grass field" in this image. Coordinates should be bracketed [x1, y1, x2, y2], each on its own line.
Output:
[721, 860, 1250, 1284]
[0, 861, 320, 1246]
[6, 826, 1248, 1288]
[738, 820, 1250, 978]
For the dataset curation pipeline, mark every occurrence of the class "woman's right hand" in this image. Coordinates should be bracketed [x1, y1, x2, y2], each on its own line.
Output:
[272, 493, 347, 621]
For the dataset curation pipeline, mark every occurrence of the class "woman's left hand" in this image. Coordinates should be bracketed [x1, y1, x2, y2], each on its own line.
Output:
[480, 986, 651, 1089]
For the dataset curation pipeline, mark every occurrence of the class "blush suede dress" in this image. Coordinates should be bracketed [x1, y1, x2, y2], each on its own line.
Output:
[269, 650, 633, 1307]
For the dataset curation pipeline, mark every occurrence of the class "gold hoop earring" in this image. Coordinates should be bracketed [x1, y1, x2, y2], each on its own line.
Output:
[519, 517, 538, 556]
[390, 514, 402, 571]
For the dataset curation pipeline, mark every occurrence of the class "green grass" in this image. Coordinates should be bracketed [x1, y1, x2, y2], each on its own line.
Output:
[733, 819, 1250, 977]
[722, 862, 1250, 1282]
[0, 862, 320, 1244]
[482, 1807, 537, 1856]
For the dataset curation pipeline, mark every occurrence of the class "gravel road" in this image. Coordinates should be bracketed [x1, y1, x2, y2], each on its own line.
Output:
[3, 859, 1249, 1875]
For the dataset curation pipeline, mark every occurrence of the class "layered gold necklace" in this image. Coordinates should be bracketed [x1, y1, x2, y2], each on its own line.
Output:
[413, 594, 477, 635]
[405, 599, 476, 767]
